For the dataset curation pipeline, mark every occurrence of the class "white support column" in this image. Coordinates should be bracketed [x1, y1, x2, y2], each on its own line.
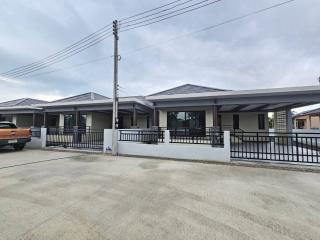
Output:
[59, 114, 64, 128]
[103, 129, 113, 153]
[164, 130, 170, 144]
[224, 131, 231, 162]
[12, 115, 17, 125]
[40, 128, 47, 148]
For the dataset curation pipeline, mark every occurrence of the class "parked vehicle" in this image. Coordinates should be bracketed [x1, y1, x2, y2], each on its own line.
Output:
[0, 122, 31, 150]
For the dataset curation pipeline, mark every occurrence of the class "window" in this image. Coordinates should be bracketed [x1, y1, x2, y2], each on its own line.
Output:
[167, 111, 205, 130]
[297, 119, 305, 129]
[64, 114, 75, 129]
[233, 114, 239, 129]
[64, 114, 87, 129]
[258, 114, 265, 130]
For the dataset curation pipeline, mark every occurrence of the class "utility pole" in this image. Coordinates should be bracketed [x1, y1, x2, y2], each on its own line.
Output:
[112, 20, 119, 156]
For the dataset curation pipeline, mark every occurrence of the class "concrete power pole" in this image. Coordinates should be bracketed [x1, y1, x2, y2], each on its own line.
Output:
[112, 20, 119, 156]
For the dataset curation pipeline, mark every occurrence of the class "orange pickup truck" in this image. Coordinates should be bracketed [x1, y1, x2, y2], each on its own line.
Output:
[0, 122, 31, 150]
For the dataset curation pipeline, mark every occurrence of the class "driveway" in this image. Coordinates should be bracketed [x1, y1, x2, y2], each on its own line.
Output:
[0, 150, 319, 240]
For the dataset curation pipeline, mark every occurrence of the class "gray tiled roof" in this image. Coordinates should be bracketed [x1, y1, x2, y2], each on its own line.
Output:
[149, 84, 228, 96]
[50, 92, 110, 103]
[0, 98, 47, 107]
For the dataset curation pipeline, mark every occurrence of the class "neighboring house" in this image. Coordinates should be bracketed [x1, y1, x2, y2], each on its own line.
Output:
[293, 108, 320, 129]
[0, 98, 47, 127]
[1, 84, 320, 132]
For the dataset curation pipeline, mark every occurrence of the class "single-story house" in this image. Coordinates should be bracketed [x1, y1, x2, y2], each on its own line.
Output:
[293, 107, 320, 129]
[1, 84, 320, 133]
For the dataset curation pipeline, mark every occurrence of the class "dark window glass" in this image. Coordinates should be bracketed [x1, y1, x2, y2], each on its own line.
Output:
[258, 114, 265, 130]
[233, 114, 239, 129]
[64, 114, 75, 129]
[297, 119, 305, 129]
[167, 111, 205, 130]
[79, 114, 87, 129]
[147, 116, 150, 128]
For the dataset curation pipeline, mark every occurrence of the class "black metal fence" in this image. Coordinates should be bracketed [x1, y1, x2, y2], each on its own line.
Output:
[119, 129, 164, 144]
[170, 128, 224, 147]
[46, 127, 104, 150]
[231, 131, 320, 164]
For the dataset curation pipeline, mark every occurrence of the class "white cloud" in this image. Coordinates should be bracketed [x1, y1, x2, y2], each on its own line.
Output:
[0, 0, 319, 106]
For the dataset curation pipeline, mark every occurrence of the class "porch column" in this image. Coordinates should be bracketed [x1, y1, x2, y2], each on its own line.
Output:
[274, 109, 292, 132]
[32, 113, 36, 127]
[12, 115, 17, 125]
[75, 110, 80, 127]
[43, 112, 47, 127]
[59, 114, 64, 128]
[132, 104, 137, 127]
[153, 107, 157, 126]
[212, 105, 218, 129]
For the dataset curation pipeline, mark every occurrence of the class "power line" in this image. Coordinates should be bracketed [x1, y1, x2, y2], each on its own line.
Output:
[4, 0, 296, 81]
[0, 0, 202, 76]
[120, 0, 222, 32]
[0, 25, 112, 76]
[123, 0, 296, 55]
[119, 0, 194, 25]
[120, 0, 184, 22]
[21, 56, 111, 79]
[4, 32, 113, 78]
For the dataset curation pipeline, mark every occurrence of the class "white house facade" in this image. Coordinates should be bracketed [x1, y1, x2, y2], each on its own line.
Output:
[1, 84, 320, 133]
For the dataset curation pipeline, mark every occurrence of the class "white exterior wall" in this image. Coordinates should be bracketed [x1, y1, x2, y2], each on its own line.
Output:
[59, 114, 64, 127]
[92, 112, 111, 129]
[221, 112, 269, 131]
[115, 130, 230, 162]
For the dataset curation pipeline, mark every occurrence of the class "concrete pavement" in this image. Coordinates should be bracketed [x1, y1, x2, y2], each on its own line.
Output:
[0, 149, 319, 240]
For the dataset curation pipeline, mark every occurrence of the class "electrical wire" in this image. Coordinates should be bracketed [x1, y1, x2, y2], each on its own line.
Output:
[120, 0, 222, 32]
[6, 34, 112, 78]
[0, 25, 112, 76]
[4, 32, 113, 78]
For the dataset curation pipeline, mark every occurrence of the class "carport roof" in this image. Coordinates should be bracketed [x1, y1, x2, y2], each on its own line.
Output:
[294, 107, 320, 117]
[147, 85, 320, 112]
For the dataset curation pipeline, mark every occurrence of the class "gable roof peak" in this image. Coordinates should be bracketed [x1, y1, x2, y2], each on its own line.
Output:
[149, 83, 229, 96]
[50, 92, 110, 104]
[0, 98, 47, 107]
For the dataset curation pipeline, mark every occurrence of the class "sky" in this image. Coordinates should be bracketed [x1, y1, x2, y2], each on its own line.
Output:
[0, 0, 320, 111]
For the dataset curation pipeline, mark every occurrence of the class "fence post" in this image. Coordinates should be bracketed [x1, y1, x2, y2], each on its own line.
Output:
[40, 128, 47, 148]
[256, 132, 259, 159]
[295, 133, 299, 162]
[224, 131, 231, 161]
[164, 130, 170, 145]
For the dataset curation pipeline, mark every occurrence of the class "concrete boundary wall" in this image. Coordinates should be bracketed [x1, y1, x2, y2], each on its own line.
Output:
[112, 130, 230, 162]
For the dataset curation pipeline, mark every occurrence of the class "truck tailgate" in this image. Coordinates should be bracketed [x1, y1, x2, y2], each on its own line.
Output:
[0, 128, 31, 140]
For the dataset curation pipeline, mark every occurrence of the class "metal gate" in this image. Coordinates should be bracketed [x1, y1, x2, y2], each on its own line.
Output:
[46, 128, 104, 151]
[231, 131, 320, 164]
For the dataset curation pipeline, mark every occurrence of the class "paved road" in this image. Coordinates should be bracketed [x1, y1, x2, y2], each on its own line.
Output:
[0, 149, 319, 240]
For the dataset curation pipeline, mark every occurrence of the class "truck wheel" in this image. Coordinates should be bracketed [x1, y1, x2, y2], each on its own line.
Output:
[13, 143, 25, 151]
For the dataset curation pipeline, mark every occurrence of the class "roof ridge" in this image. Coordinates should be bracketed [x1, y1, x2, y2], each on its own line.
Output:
[148, 83, 228, 96]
